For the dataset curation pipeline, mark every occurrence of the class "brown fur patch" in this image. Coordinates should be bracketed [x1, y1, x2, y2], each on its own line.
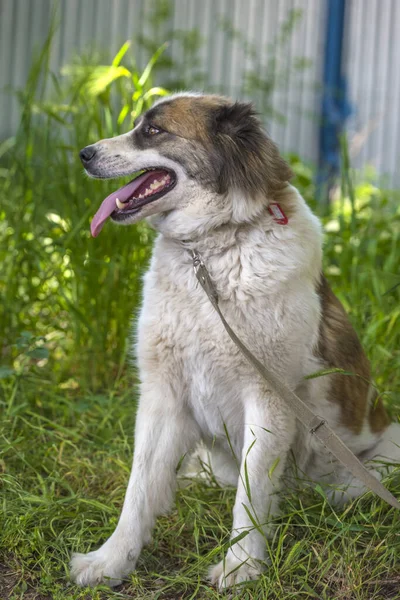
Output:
[316, 276, 389, 434]
[147, 95, 229, 143]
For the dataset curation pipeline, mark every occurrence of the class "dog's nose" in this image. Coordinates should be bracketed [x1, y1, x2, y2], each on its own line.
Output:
[79, 145, 97, 164]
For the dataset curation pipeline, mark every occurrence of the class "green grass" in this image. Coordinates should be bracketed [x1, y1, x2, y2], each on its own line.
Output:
[1, 370, 400, 599]
[2, 33, 400, 600]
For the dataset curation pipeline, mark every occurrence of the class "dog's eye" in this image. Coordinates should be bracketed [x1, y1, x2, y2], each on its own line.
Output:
[145, 124, 162, 136]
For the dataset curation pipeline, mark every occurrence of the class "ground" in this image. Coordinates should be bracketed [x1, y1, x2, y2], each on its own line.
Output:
[1, 376, 400, 600]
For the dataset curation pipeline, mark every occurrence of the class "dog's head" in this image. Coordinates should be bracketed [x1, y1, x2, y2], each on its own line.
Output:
[80, 93, 292, 238]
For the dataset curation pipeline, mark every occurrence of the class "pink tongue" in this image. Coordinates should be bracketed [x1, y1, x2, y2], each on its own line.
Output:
[90, 171, 152, 237]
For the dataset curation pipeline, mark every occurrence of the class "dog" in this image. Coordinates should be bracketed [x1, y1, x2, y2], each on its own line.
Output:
[71, 93, 400, 589]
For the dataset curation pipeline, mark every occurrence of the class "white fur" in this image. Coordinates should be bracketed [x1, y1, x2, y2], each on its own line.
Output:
[72, 128, 400, 589]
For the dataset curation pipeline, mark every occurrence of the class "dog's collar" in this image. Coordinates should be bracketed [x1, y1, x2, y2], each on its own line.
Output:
[268, 203, 288, 225]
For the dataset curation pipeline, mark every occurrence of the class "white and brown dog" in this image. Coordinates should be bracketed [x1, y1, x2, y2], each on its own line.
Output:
[72, 93, 400, 589]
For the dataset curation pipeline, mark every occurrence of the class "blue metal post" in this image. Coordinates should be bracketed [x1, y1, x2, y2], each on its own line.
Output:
[317, 0, 351, 204]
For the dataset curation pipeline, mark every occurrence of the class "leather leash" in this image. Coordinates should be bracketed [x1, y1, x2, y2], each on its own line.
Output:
[191, 249, 400, 510]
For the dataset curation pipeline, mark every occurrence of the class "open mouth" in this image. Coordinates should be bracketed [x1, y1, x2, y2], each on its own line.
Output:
[90, 168, 177, 237]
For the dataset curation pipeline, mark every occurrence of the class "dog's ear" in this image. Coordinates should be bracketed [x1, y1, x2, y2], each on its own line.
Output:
[213, 101, 292, 196]
[215, 102, 260, 142]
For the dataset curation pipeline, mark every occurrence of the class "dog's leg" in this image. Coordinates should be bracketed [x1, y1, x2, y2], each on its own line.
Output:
[210, 387, 296, 589]
[180, 443, 239, 487]
[70, 381, 199, 587]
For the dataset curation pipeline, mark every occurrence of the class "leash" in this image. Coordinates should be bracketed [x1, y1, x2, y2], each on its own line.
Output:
[191, 249, 400, 510]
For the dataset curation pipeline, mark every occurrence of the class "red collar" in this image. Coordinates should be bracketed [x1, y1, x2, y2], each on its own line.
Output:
[268, 203, 288, 225]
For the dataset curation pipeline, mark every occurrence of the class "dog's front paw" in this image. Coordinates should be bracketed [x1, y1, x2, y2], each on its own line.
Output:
[70, 546, 136, 588]
[209, 553, 263, 589]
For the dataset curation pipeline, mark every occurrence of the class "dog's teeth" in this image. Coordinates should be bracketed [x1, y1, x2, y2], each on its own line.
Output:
[116, 198, 125, 209]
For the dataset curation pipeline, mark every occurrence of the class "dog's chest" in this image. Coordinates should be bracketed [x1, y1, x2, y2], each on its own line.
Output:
[136, 237, 320, 441]
[138, 242, 289, 366]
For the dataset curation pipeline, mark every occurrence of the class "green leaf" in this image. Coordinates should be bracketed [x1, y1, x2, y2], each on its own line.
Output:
[132, 71, 140, 87]
[268, 456, 280, 479]
[131, 98, 144, 119]
[87, 66, 131, 95]
[228, 529, 250, 547]
[138, 42, 169, 88]
[142, 86, 170, 102]
[243, 438, 257, 501]
[313, 484, 328, 501]
[241, 502, 261, 531]
[0, 366, 15, 379]
[20, 331, 34, 339]
[304, 367, 355, 380]
[27, 347, 49, 360]
[112, 41, 131, 67]
[118, 104, 131, 125]
[283, 540, 303, 567]
[0, 136, 16, 159]
[63, 64, 131, 96]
